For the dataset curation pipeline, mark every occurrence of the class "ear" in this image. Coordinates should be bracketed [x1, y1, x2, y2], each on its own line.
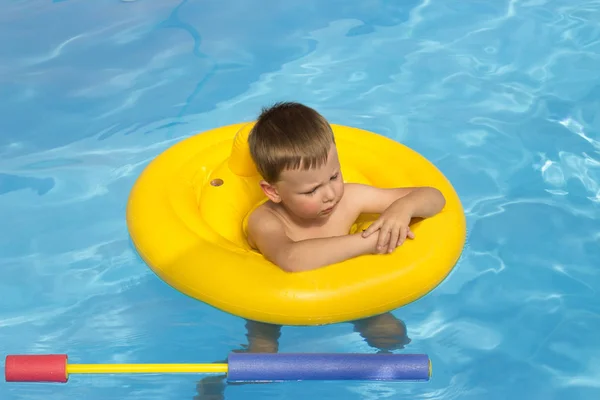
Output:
[259, 180, 282, 203]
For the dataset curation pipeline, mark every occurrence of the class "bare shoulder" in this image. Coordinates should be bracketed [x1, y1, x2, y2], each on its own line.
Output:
[334, 183, 371, 219]
[341, 183, 373, 206]
[343, 182, 371, 196]
[246, 203, 291, 251]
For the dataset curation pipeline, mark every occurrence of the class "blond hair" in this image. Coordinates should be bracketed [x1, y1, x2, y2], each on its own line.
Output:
[248, 102, 335, 183]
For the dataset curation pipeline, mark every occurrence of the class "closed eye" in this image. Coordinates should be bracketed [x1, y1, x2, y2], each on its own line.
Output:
[303, 187, 318, 195]
[301, 173, 339, 195]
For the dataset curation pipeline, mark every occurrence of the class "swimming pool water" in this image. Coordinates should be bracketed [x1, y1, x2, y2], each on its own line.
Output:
[1, 0, 600, 399]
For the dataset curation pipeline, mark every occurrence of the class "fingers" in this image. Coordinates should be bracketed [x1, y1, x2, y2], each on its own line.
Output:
[401, 226, 409, 247]
[380, 226, 416, 254]
[376, 229, 390, 253]
[388, 225, 399, 253]
[380, 223, 406, 253]
[362, 220, 382, 237]
[366, 219, 415, 254]
[375, 229, 389, 254]
[396, 228, 415, 247]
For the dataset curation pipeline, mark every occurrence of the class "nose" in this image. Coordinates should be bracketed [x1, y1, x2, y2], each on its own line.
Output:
[322, 184, 336, 202]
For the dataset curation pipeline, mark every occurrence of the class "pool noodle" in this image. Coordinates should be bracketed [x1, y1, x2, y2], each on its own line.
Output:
[227, 352, 431, 382]
[4, 353, 431, 383]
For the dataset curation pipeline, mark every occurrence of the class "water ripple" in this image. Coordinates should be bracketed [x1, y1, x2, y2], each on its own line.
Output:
[2, 1, 600, 400]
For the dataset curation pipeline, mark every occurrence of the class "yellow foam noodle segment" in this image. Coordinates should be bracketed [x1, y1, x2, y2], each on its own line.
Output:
[126, 122, 466, 326]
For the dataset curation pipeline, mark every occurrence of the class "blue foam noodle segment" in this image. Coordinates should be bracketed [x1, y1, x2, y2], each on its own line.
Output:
[226, 353, 431, 382]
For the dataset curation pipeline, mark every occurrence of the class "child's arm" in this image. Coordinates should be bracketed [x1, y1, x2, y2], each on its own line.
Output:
[347, 184, 446, 217]
[347, 184, 446, 253]
[247, 209, 381, 273]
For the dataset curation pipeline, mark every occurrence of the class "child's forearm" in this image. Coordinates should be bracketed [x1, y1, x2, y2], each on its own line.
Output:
[396, 187, 446, 217]
[278, 233, 375, 272]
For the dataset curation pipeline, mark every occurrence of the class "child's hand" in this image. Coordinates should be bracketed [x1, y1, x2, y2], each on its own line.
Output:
[361, 202, 415, 253]
[360, 229, 391, 255]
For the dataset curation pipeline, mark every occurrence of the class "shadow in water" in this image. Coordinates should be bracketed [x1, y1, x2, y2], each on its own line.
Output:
[0, 173, 55, 196]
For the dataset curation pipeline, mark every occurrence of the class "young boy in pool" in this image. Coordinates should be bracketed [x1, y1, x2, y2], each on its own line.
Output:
[246, 101, 445, 267]
[195, 102, 445, 399]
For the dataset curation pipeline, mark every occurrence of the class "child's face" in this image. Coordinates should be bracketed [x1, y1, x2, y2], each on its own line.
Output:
[265, 145, 345, 220]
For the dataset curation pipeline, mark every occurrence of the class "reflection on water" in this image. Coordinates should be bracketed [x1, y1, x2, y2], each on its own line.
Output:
[1, 0, 600, 399]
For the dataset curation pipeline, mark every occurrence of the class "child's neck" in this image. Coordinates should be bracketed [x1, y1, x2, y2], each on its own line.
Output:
[277, 203, 331, 229]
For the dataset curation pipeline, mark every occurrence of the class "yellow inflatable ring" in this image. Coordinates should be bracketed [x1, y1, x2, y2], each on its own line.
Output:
[126, 122, 466, 326]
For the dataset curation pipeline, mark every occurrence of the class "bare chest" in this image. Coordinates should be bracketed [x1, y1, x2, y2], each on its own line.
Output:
[283, 210, 358, 242]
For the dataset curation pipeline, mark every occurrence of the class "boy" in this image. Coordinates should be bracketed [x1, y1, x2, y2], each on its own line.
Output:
[246, 101, 445, 267]
[195, 102, 445, 399]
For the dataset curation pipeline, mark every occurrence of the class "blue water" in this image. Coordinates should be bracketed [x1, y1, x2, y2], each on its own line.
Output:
[1, 0, 600, 399]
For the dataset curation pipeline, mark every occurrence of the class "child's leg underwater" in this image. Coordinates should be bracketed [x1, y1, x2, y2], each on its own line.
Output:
[351, 312, 411, 353]
[194, 320, 282, 400]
